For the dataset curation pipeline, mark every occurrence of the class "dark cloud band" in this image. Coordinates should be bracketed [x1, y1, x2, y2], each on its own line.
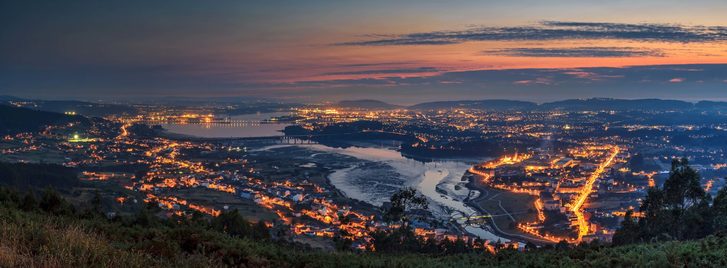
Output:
[484, 47, 665, 57]
[338, 21, 727, 46]
[322, 67, 439, 76]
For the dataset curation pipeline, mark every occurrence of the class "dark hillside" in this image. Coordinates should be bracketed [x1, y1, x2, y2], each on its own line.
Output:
[0, 104, 88, 134]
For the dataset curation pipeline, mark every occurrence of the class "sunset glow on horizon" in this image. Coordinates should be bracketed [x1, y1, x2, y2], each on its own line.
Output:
[2, 1, 727, 102]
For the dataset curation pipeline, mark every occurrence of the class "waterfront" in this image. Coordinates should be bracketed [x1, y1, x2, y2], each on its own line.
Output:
[256, 143, 507, 241]
[160, 112, 291, 138]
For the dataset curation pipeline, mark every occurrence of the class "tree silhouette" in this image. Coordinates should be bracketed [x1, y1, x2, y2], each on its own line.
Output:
[383, 187, 428, 226]
[615, 158, 713, 243]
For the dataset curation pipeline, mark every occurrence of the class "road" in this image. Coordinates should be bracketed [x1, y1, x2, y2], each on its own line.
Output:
[571, 145, 620, 241]
[467, 186, 556, 244]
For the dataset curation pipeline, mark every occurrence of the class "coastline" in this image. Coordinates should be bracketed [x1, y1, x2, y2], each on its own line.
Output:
[152, 129, 515, 243]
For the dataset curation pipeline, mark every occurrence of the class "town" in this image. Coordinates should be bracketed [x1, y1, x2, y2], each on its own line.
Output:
[4, 98, 727, 251]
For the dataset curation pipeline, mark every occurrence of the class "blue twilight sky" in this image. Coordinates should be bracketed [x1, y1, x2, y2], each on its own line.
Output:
[1, 0, 727, 104]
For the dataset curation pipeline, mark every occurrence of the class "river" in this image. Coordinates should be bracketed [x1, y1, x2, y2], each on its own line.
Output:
[256, 143, 509, 242]
[164, 118, 509, 241]
[160, 112, 291, 138]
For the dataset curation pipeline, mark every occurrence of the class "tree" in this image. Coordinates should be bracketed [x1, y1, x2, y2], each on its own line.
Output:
[133, 206, 158, 227]
[421, 237, 441, 253]
[371, 188, 430, 253]
[210, 209, 255, 238]
[252, 220, 270, 240]
[555, 240, 570, 250]
[637, 187, 668, 240]
[616, 158, 713, 242]
[612, 210, 640, 245]
[333, 230, 353, 251]
[712, 179, 727, 233]
[663, 158, 706, 211]
[659, 158, 710, 240]
[39, 188, 73, 215]
[382, 187, 428, 226]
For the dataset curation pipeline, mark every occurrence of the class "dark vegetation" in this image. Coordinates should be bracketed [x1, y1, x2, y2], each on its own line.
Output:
[31, 100, 138, 117]
[0, 104, 88, 134]
[127, 123, 163, 138]
[284, 120, 419, 147]
[2, 160, 727, 266]
[400, 139, 531, 160]
[3, 185, 727, 267]
[613, 158, 727, 245]
[0, 162, 80, 190]
[284, 120, 533, 159]
[0, 96, 138, 117]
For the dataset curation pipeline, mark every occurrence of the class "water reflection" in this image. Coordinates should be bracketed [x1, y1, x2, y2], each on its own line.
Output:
[264, 144, 508, 241]
[161, 112, 291, 138]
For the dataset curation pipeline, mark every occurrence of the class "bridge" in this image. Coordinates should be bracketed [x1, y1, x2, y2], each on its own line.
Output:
[168, 134, 319, 145]
[134, 119, 282, 128]
[452, 211, 530, 222]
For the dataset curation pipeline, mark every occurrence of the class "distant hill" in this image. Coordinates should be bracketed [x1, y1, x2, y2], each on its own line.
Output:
[224, 102, 297, 115]
[0, 95, 25, 102]
[409, 100, 537, 110]
[695, 101, 727, 110]
[539, 98, 693, 111]
[0, 104, 88, 134]
[0, 96, 137, 117]
[31, 100, 137, 117]
[407, 98, 707, 111]
[335, 99, 401, 110]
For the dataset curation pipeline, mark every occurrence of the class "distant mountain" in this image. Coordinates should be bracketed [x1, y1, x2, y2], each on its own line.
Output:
[695, 101, 727, 110]
[335, 99, 401, 110]
[407, 98, 709, 111]
[0, 104, 88, 134]
[409, 100, 537, 110]
[539, 98, 693, 111]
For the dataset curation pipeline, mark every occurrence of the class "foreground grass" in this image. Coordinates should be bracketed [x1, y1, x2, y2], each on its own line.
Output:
[0, 210, 155, 267]
[2, 206, 727, 267]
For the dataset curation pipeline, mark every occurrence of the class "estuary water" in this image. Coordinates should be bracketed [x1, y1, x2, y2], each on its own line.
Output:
[161, 112, 291, 138]
[173, 123, 508, 241]
[257, 143, 508, 242]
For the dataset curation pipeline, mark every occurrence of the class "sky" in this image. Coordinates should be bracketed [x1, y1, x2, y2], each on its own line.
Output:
[1, 0, 727, 104]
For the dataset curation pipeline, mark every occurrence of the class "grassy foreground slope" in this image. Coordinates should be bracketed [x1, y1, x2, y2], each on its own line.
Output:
[1, 204, 727, 268]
